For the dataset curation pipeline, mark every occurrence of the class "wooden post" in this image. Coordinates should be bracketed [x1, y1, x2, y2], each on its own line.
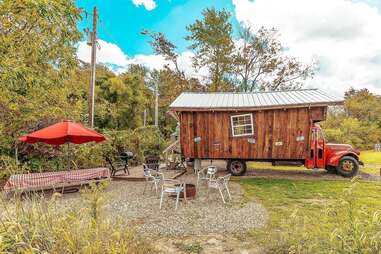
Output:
[88, 6, 98, 128]
[67, 143, 71, 171]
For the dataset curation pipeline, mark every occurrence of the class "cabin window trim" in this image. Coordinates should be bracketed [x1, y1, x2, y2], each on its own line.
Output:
[230, 113, 254, 137]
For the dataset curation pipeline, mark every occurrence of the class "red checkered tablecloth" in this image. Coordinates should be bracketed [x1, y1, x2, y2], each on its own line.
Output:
[3, 168, 110, 192]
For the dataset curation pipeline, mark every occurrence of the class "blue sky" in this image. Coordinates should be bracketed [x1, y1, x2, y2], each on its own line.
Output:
[76, 0, 238, 56]
[76, 0, 381, 96]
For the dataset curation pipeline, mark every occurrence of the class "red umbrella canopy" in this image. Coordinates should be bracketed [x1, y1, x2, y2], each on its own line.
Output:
[19, 120, 106, 145]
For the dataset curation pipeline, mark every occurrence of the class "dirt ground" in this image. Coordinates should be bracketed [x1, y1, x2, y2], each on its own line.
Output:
[207, 160, 381, 181]
[155, 234, 261, 254]
[245, 168, 381, 181]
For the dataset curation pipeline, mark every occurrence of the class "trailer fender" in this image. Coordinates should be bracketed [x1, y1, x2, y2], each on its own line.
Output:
[327, 152, 359, 167]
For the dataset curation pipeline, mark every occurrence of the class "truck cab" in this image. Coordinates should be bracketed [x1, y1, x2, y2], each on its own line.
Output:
[305, 123, 361, 177]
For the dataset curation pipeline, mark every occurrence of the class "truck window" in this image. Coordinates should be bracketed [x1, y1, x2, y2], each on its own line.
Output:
[230, 114, 254, 137]
[318, 148, 323, 159]
[320, 128, 327, 141]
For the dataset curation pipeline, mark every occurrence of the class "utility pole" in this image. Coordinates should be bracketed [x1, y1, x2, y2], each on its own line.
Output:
[154, 82, 159, 127]
[88, 6, 98, 128]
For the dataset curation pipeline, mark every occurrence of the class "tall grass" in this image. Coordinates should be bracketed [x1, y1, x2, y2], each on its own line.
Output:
[0, 183, 154, 253]
[264, 179, 381, 253]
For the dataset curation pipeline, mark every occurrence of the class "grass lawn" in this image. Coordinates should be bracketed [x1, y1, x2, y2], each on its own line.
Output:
[360, 150, 381, 175]
[361, 150, 381, 164]
[241, 178, 381, 240]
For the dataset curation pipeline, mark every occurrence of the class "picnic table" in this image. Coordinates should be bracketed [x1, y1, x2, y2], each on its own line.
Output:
[3, 167, 110, 193]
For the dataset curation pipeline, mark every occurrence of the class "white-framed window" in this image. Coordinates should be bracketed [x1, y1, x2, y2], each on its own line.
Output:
[230, 113, 254, 137]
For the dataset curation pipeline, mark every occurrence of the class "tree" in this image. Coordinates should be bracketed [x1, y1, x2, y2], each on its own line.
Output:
[143, 30, 205, 135]
[142, 30, 185, 79]
[95, 65, 151, 129]
[0, 0, 81, 91]
[186, 8, 234, 91]
[322, 88, 381, 149]
[0, 0, 83, 155]
[344, 88, 381, 126]
[324, 116, 381, 150]
[155, 69, 204, 136]
[233, 26, 314, 92]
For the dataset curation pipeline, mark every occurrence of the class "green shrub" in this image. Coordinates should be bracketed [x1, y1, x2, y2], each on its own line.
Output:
[0, 184, 155, 253]
[130, 126, 166, 162]
[94, 126, 166, 165]
[72, 142, 111, 169]
[0, 155, 29, 178]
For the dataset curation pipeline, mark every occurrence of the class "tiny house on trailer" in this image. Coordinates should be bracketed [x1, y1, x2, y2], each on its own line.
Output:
[169, 89, 362, 177]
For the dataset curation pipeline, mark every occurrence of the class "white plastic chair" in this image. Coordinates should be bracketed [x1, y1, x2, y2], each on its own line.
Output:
[207, 174, 232, 203]
[196, 165, 217, 187]
[159, 179, 186, 210]
[143, 164, 163, 194]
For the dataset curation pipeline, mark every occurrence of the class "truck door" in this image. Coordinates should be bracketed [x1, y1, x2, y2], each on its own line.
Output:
[315, 128, 326, 168]
[307, 127, 325, 169]
[306, 128, 317, 168]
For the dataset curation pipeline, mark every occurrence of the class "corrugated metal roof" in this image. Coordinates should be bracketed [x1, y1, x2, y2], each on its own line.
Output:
[169, 89, 343, 111]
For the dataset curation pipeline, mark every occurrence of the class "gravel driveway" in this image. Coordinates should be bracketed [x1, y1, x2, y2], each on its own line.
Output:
[60, 171, 267, 237]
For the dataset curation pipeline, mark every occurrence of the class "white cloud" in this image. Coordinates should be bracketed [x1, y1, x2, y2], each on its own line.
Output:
[127, 51, 209, 82]
[132, 0, 157, 11]
[232, 0, 381, 95]
[177, 51, 209, 82]
[127, 54, 167, 70]
[77, 39, 128, 70]
[76, 39, 205, 79]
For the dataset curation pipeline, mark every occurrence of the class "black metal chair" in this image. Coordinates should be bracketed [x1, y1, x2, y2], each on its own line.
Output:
[144, 155, 160, 171]
[105, 152, 133, 176]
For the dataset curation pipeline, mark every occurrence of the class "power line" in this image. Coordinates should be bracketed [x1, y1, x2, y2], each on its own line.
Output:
[98, 19, 122, 47]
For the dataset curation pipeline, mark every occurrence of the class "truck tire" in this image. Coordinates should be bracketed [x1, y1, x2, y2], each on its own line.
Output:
[337, 156, 359, 177]
[227, 160, 247, 176]
[326, 165, 337, 174]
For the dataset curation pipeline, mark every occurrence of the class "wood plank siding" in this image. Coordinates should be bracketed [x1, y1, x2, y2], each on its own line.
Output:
[179, 107, 326, 160]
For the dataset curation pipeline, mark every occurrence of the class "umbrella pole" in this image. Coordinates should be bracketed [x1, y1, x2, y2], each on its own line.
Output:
[67, 143, 70, 171]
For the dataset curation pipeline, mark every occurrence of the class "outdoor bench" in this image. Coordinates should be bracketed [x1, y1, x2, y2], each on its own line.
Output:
[2, 167, 110, 195]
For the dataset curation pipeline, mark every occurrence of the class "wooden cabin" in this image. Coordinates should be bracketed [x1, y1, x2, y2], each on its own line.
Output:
[168, 89, 343, 162]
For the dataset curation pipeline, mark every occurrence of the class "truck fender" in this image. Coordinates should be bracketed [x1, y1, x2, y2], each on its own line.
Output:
[327, 152, 359, 167]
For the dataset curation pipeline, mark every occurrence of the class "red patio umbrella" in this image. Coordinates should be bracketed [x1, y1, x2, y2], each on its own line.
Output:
[19, 120, 105, 145]
[19, 120, 106, 170]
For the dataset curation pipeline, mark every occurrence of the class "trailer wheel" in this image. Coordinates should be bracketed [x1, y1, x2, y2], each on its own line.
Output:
[326, 165, 337, 174]
[186, 158, 195, 167]
[337, 156, 359, 177]
[227, 160, 247, 176]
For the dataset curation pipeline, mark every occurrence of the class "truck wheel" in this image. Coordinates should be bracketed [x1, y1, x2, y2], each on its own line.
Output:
[326, 165, 337, 174]
[337, 156, 359, 177]
[227, 160, 247, 176]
